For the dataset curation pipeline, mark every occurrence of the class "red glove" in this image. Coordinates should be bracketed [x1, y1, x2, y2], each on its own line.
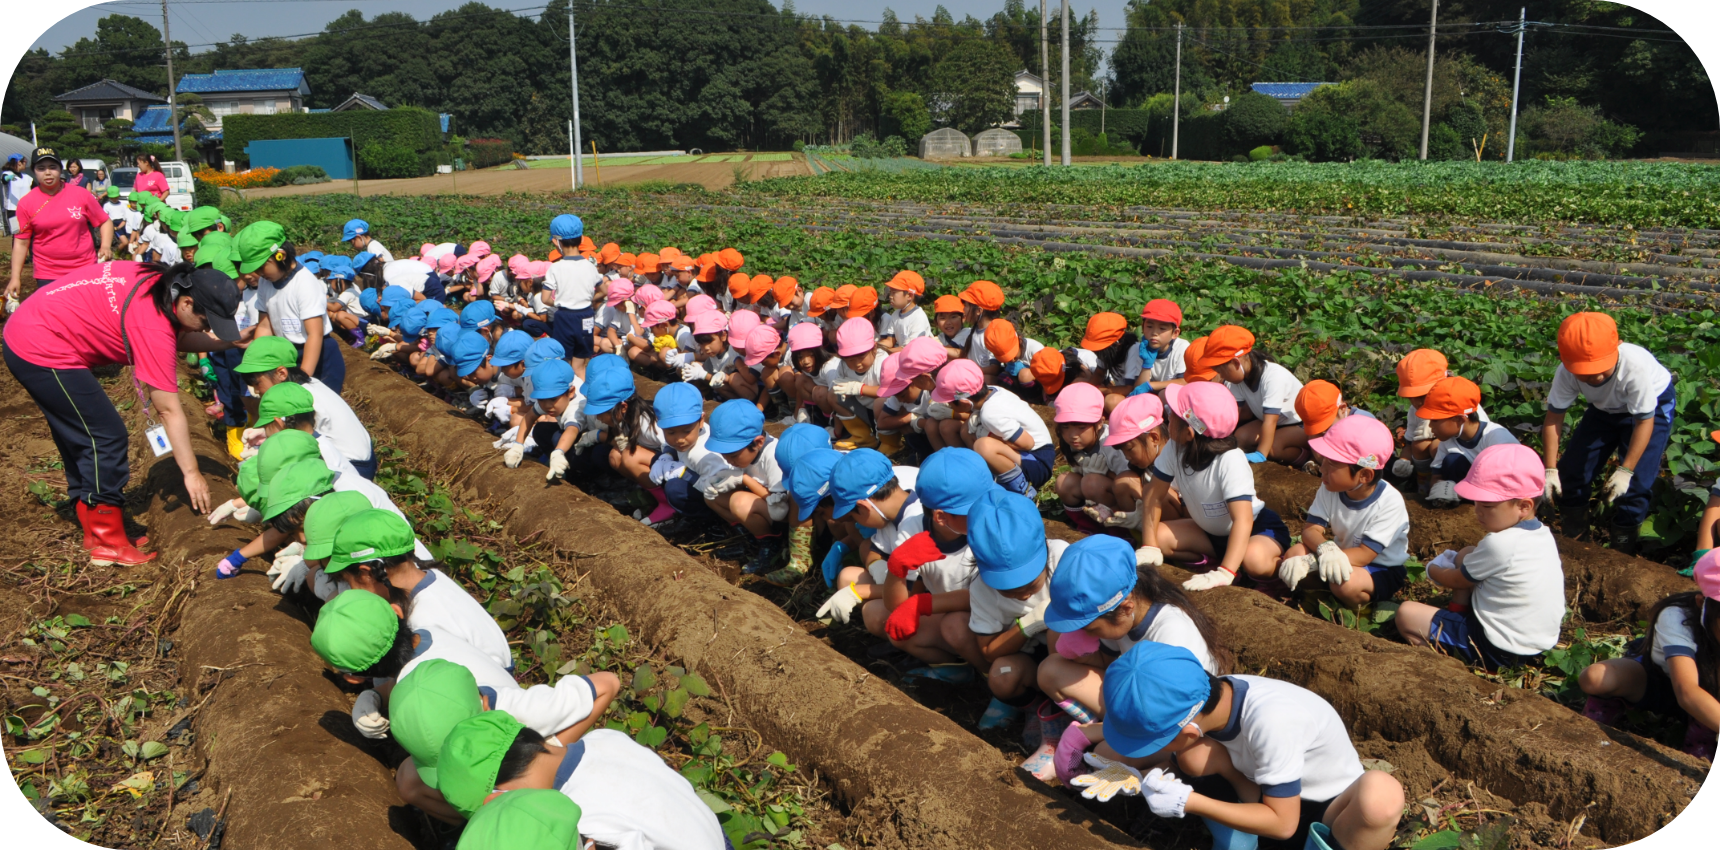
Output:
[887, 531, 944, 579]
[885, 593, 936, 641]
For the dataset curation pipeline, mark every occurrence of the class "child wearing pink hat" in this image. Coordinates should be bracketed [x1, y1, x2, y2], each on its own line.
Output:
[1394, 443, 1565, 670]
[777, 322, 832, 426]
[1086, 392, 1180, 533]
[1275, 416, 1411, 609]
[1052, 383, 1131, 532]
[873, 336, 949, 460]
[1141, 381, 1290, 592]
[932, 359, 1054, 498]
[724, 325, 785, 413]
[704, 310, 763, 401]
[1579, 549, 1720, 760]
[815, 317, 886, 450]
[595, 279, 636, 356]
[679, 309, 733, 388]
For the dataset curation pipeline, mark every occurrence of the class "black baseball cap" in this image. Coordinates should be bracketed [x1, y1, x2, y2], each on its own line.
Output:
[30, 147, 61, 168]
[170, 267, 243, 342]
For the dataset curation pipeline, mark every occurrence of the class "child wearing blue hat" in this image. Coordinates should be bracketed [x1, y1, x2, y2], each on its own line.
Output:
[815, 448, 925, 626]
[545, 214, 605, 363]
[582, 355, 673, 525]
[778, 445, 858, 590]
[760, 424, 835, 585]
[1099, 642, 1404, 850]
[700, 399, 790, 574]
[321, 256, 368, 347]
[507, 359, 586, 482]
[481, 329, 535, 428]
[648, 382, 721, 523]
[342, 218, 395, 263]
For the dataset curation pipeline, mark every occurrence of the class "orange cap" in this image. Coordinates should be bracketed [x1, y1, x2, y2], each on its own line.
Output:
[636, 252, 660, 272]
[547, 249, 563, 263]
[659, 247, 681, 260]
[1030, 347, 1067, 395]
[695, 253, 719, 282]
[1557, 312, 1621, 374]
[1140, 298, 1183, 326]
[728, 272, 753, 298]
[984, 319, 1021, 363]
[1194, 325, 1255, 369]
[1081, 312, 1128, 351]
[807, 286, 836, 317]
[1294, 380, 1344, 438]
[848, 286, 879, 317]
[831, 284, 856, 311]
[579, 236, 595, 252]
[669, 255, 696, 271]
[1712, 430, 1720, 446]
[772, 276, 800, 307]
[933, 294, 963, 314]
[597, 243, 621, 264]
[887, 270, 926, 295]
[580, 249, 597, 259]
[959, 280, 1005, 312]
[1416, 376, 1482, 421]
[1395, 349, 1449, 397]
[616, 252, 637, 269]
[717, 248, 745, 271]
[1182, 336, 1216, 382]
[748, 274, 774, 303]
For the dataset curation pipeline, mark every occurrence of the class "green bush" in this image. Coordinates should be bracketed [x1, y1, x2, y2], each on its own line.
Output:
[1249, 145, 1274, 162]
[1224, 92, 1289, 151]
[268, 165, 329, 187]
[192, 177, 220, 209]
[224, 108, 443, 175]
[467, 138, 514, 169]
[358, 143, 420, 179]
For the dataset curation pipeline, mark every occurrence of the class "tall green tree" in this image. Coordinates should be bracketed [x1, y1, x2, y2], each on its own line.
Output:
[927, 38, 1018, 134]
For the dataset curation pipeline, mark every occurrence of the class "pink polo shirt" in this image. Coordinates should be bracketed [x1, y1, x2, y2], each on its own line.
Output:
[3, 262, 181, 392]
[16, 184, 108, 281]
[134, 171, 169, 200]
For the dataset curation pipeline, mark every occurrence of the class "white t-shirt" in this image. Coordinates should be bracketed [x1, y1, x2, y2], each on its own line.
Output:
[396, 626, 596, 738]
[552, 729, 726, 850]
[548, 257, 603, 310]
[976, 387, 1052, 450]
[150, 229, 182, 265]
[363, 239, 395, 265]
[1431, 421, 1519, 472]
[1305, 484, 1410, 567]
[1405, 402, 1489, 443]
[1228, 360, 1304, 426]
[1547, 343, 1673, 419]
[964, 322, 999, 371]
[867, 466, 923, 558]
[939, 327, 972, 351]
[1098, 602, 1218, 674]
[102, 201, 129, 228]
[1460, 520, 1565, 656]
[880, 306, 932, 346]
[383, 259, 433, 295]
[651, 423, 719, 486]
[595, 303, 632, 336]
[1122, 337, 1190, 384]
[832, 351, 886, 390]
[304, 377, 373, 462]
[1649, 604, 1702, 673]
[1151, 443, 1263, 537]
[236, 287, 260, 333]
[258, 265, 331, 343]
[916, 536, 978, 596]
[407, 568, 513, 671]
[969, 539, 1065, 641]
[1211, 675, 1365, 803]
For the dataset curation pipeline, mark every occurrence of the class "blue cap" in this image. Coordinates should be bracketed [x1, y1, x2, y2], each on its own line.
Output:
[1044, 535, 1139, 633]
[529, 360, 575, 399]
[787, 448, 842, 522]
[705, 399, 764, 454]
[359, 288, 380, 315]
[653, 383, 704, 429]
[399, 304, 430, 339]
[490, 330, 533, 367]
[453, 330, 491, 376]
[434, 325, 465, 361]
[353, 250, 376, 270]
[581, 355, 635, 416]
[452, 243, 468, 257]
[775, 423, 832, 474]
[300, 250, 326, 265]
[1101, 642, 1212, 758]
[968, 489, 1049, 590]
[916, 448, 993, 516]
[342, 219, 370, 241]
[829, 449, 895, 518]
[425, 307, 461, 333]
[381, 286, 414, 309]
[323, 255, 354, 281]
[524, 337, 565, 370]
[301, 257, 323, 275]
[460, 300, 497, 330]
[550, 214, 584, 240]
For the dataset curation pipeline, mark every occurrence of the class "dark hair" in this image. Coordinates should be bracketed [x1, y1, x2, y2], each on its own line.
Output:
[793, 344, 832, 376]
[273, 242, 300, 275]
[963, 316, 1003, 363]
[1240, 350, 1270, 393]
[134, 261, 198, 321]
[351, 617, 416, 679]
[496, 727, 552, 786]
[1166, 409, 1239, 474]
[358, 256, 386, 290]
[1201, 673, 1226, 716]
[270, 496, 319, 536]
[1102, 565, 1231, 674]
[141, 154, 161, 172]
[282, 411, 316, 431]
[1644, 593, 1719, 698]
[1094, 332, 1138, 385]
[350, 558, 413, 609]
[870, 477, 902, 502]
[607, 394, 658, 445]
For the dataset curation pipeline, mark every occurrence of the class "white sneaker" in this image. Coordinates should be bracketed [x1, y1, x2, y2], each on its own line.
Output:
[794, 407, 812, 424]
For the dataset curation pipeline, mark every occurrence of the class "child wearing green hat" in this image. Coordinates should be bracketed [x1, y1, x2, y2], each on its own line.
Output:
[456, 788, 583, 849]
[388, 658, 487, 823]
[234, 220, 346, 393]
[237, 336, 376, 477]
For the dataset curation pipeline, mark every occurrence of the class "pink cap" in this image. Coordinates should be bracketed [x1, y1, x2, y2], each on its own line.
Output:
[835, 317, 876, 357]
[787, 322, 823, 352]
[1053, 383, 1106, 423]
[877, 353, 902, 397]
[729, 311, 761, 351]
[606, 280, 636, 308]
[420, 242, 437, 258]
[455, 253, 480, 273]
[633, 283, 664, 307]
[436, 253, 458, 274]
[467, 240, 491, 259]
[880, 337, 948, 397]
[473, 254, 502, 284]
[1104, 393, 1165, 446]
[526, 260, 551, 279]
[1453, 443, 1545, 502]
[691, 310, 729, 335]
[1307, 414, 1393, 471]
[744, 326, 782, 366]
[643, 300, 678, 327]
[1693, 549, 1720, 602]
[685, 294, 717, 318]
[931, 359, 984, 403]
[508, 254, 531, 280]
[1163, 381, 1239, 439]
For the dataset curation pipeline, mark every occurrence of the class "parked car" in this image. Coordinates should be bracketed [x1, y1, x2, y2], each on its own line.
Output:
[109, 166, 139, 191]
[161, 161, 195, 211]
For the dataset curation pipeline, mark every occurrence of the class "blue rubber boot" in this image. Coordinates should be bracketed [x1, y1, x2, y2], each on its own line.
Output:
[978, 697, 1021, 730]
[1202, 817, 1259, 850]
[1305, 822, 1340, 850]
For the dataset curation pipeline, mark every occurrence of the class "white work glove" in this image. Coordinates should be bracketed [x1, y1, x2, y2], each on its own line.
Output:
[370, 343, 399, 361]
[1544, 468, 1562, 501]
[1602, 467, 1634, 502]
[623, 300, 637, 317]
[1427, 479, 1460, 508]
[1276, 553, 1316, 589]
[1075, 453, 1111, 475]
[1105, 508, 1143, 530]
[831, 381, 863, 398]
[547, 449, 569, 480]
[269, 554, 308, 594]
[351, 689, 390, 740]
[1404, 419, 1435, 442]
[208, 498, 260, 526]
[484, 396, 513, 424]
[468, 388, 490, 408]
[966, 414, 986, 437]
[1143, 768, 1192, 818]
[708, 370, 729, 388]
[681, 362, 709, 382]
[1315, 540, 1353, 585]
[905, 412, 922, 433]
[927, 402, 953, 421]
[573, 428, 602, 452]
[1428, 549, 1460, 573]
[612, 432, 631, 453]
[1016, 599, 1049, 638]
[1135, 546, 1164, 568]
[700, 468, 745, 499]
[1391, 458, 1415, 479]
[1182, 568, 1237, 591]
[503, 443, 526, 468]
[242, 427, 268, 448]
[312, 567, 345, 603]
[816, 583, 864, 623]
[365, 323, 391, 337]
[1069, 752, 1143, 803]
[866, 560, 890, 585]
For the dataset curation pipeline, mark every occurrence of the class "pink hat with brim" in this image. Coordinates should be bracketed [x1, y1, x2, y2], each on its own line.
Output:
[879, 337, 947, 397]
[436, 253, 458, 274]
[835, 317, 876, 358]
[931, 359, 984, 403]
[468, 241, 492, 259]
[633, 283, 665, 307]
[1307, 415, 1394, 471]
[1163, 381, 1239, 439]
[686, 294, 717, 318]
[1693, 549, 1720, 602]
[508, 254, 531, 279]
[1452, 443, 1545, 503]
[787, 322, 823, 353]
[729, 311, 761, 349]
[691, 311, 729, 335]
[606, 280, 636, 308]
[1104, 393, 1165, 446]
[526, 260, 551, 279]
[1053, 383, 1106, 424]
[744, 326, 782, 366]
[643, 301, 678, 327]
[474, 254, 503, 284]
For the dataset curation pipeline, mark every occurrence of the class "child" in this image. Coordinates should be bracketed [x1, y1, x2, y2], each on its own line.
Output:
[759, 424, 836, 586]
[958, 280, 1006, 379]
[585, 363, 674, 527]
[595, 279, 634, 356]
[644, 384, 720, 524]
[1096, 642, 1405, 850]
[1395, 444, 1566, 670]
[934, 294, 970, 358]
[1053, 383, 1131, 531]
[1087, 393, 1180, 532]
[1293, 380, 1375, 448]
[1140, 382, 1290, 592]
[1540, 312, 1677, 555]
[679, 310, 733, 388]
[699, 400, 789, 574]
[727, 325, 785, 414]
[878, 270, 931, 351]
[933, 359, 1055, 499]
[1419, 376, 1520, 508]
[545, 214, 604, 362]
[1192, 325, 1306, 465]
[846, 285, 880, 327]
[234, 336, 376, 478]
[873, 337, 947, 460]
[234, 221, 345, 392]
[1074, 312, 1138, 398]
[1276, 416, 1411, 609]
[1693, 432, 1720, 576]
[778, 323, 830, 425]
[770, 275, 805, 327]
[1579, 550, 1720, 761]
[955, 487, 1063, 734]
[1123, 299, 1188, 393]
[1391, 349, 1488, 492]
[341, 218, 395, 264]
[814, 448, 925, 625]
[514, 360, 590, 483]
[818, 317, 885, 450]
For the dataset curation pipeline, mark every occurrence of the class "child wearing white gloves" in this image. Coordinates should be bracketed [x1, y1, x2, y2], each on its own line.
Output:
[1275, 415, 1411, 609]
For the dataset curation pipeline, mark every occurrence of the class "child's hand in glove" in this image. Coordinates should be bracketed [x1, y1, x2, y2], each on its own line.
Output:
[351, 689, 390, 740]
[816, 583, 863, 623]
[1076, 453, 1112, 475]
[887, 531, 945, 580]
[1182, 567, 1236, 591]
[365, 323, 391, 337]
[573, 428, 602, 451]
[1104, 507, 1142, 530]
[546, 449, 569, 480]
[708, 370, 729, 388]
[503, 444, 526, 468]
[270, 554, 308, 593]
[1277, 554, 1316, 589]
[370, 343, 399, 361]
[1602, 467, 1634, 502]
[1315, 540, 1352, 584]
[612, 433, 630, 453]
[1427, 548, 1459, 573]
[1143, 768, 1192, 818]
[208, 498, 258, 526]
[700, 468, 745, 499]
[927, 402, 953, 420]
[884, 593, 935, 640]
[242, 427, 268, 447]
[681, 362, 708, 382]
[1055, 628, 1102, 659]
[1135, 546, 1163, 567]
[1069, 752, 1143, 802]
[831, 381, 862, 398]
[1426, 480, 1460, 508]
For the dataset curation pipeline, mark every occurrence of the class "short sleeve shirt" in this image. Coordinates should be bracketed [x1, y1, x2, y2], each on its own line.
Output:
[1121, 336, 1190, 383]
[257, 265, 331, 343]
[17, 185, 108, 280]
[1098, 602, 1218, 674]
[968, 540, 1066, 637]
[383, 259, 432, 294]
[548, 257, 603, 310]
[1152, 442, 1264, 537]
[976, 387, 1053, 450]
[364, 239, 396, 265]
[1431, 421, 1519, 472]
[1211, 675, 1365, 803]
[881, 306, 932, 345]
[397, 626, 597, 738]
[1459, 520, 1565, 656]
[407, 568, 514, 670]
[305, 377, 373, 462]
[1649, 605, 1701, 673]
[555, 729, 727, 850]
[2, 262, 179, 391]
[867, 466, 923, 557]
[1305, 484, 1410, 567]
[1228, 360, 1304, 426]
[1546, 343, 1673, 419]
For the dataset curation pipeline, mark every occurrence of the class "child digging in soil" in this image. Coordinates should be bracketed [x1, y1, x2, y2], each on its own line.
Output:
[233, 335, 377, 478]
[954, 488, 1059, 739]
[1275, 416, 1411, 610]
[933, 359, 1055, 499]
[1084, 392, 1183, 534]
[1192, 325, 1307, 465]
[698, 400, 790, 575]
[1417, 376, 1520, 509]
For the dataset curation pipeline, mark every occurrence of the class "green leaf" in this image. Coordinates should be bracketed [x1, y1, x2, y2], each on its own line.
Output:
[1411, 830, 1464, 850]
[606, 624, 630, 644]
[767, 751, 795, 771]
[632, 664, 657, 693]
[17, 748, 47, 764]
[121, 741, 140, 760]
[681, 672, 712, 697]
[662, 688, 690, 719]
[139, 741, 169, 760]
[698, 788, 733, 813]
[636, 725, 668, 748]
[681, 762, 715, 785]
[64, 613, 92, 628]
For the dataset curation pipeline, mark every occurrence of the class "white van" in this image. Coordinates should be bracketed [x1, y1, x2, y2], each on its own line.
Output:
[160, 161, 195, 211]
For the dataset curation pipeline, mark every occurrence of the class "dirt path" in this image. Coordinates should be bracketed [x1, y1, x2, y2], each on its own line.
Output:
[242, 155, 811, 199]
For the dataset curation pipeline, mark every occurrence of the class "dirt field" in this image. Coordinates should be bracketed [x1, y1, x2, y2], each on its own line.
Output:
[243, 153, 812, 199]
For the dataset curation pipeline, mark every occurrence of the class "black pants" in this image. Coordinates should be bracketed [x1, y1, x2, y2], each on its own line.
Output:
[294, 335, 347, 394]
[209, 346, 248, 427]
[4, 347, 132, 506]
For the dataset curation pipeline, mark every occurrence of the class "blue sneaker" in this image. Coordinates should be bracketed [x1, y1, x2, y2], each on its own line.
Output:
[996, 466, 1035, 499]
[903, 664, 975, 684]
[978, 697, 1020, 730]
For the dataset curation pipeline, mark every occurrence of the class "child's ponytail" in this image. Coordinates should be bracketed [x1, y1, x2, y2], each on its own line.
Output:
[1644, 592, 1720, 698]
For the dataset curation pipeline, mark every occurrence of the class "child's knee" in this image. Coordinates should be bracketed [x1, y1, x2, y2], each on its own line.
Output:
[1354, 771, 1405, 825]
[1577, 662, 1609, 694]
[1055, 472, 1082, 502]
[938, 611, 973, 646]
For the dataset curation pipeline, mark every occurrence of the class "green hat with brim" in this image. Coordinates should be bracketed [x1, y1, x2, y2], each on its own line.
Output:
[235, 335, 298, 374]
[236, 456, 261, 505]
[456, 789, 582, 850]
[310, 586, 399, 672]
[220, 214, 233, 231]
[391, 659, 483, 789]
[257, 429, 322, 496]
[185, 206, 222, 233]
[263, 459, 334, 521]
[195, 231, 240, 279]
[303, 490, 375, 561]
[164, 208, 187, 232]
[106, 186, 120, 199]
[176, 229, 200, 248]
[235, 220, 287, 275]
[437, 711, 526, 817]
[259, 380, 315, 422]
[328, 509, 416, 573]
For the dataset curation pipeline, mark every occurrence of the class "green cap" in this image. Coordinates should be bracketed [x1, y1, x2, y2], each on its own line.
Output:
[176, 229, 200, 248]
[437, 711, 526, 817]
[236, 456, 261, 505]
[391, 659, 483, 789]
[106, 185, 120, 199]
[235, 335, 299, 374]
[164, 208, 186, 232]
[125, 190, 146, 205]
[195, 231, 240, 278]
[456, 789, 582, 850]
[259, 381, 315, 421]
[257, 429, 322, 496]
[235, 220, 287, 274]
[310, 586, 399, 672]
[220, 214, 233, 231]
[263, 459, 334, 521]
[302, 490, 374, 561]
[328, 509, 416, 573]
[185, 206, 222, 233]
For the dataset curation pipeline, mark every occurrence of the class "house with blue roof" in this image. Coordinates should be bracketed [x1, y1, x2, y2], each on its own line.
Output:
[1250, 82, 1335, 110]
[175, 68, 310, 133]
[128, 104, 178, 146]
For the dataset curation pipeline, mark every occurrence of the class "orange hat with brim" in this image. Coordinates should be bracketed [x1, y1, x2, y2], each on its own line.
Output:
[1194, 325, 1255, 369]
[616, 252, 637, 269]
[669, 256, 696, 272]
[1141, 298, 1183, 326]
[598, 243, 621, 264]
[1712, 430, 1720, 447]
[808, 287, 836, 317]
[659, 247, 681, 260]
[1295, 380, 1343, 438]
[848, 286, 879, 317]
[1182, 337, 1216, 382]
[933, 295, 963, 314]
[579, 236, 595, 252]
[747, 274, 774, 304]
[773, 276, 800, 307]
[717, 248, 744, 271]
[547, 249, 563, 263]
[959, 280, 1004, 312]
[831, 285, 856, 311]
[1030, 347, 1067, 395]
[696, 253, 718, 282]
[1416, 376, 1482, 421]
[887, 270, 925, 295]
[728, 272, 752, 298]
[1396, 349, 1449, 397]
[985, 320, 1021, 363]
[1081, 312, 1128, 351]
[1557, 312, 1621, 374]
[636, 252, 660, 273]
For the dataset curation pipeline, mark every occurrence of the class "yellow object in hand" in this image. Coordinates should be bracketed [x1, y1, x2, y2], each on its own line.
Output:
[652, 334, 677, 352]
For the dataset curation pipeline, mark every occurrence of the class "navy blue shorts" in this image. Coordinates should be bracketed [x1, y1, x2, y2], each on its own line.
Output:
[1206, 506, 1292, 555]
[1427, 607, 1541, 671]
[349, 454, 379, 481]
[664, 470, 714, 517]
[1362, 563, 1409, 602]
[552, 306, 596, 360]
[1018, 443, 1057, 488]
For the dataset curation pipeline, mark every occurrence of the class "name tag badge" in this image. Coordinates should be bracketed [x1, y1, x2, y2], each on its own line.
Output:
[1201, 501, 1227, 519]
[146, 424, 172, 457]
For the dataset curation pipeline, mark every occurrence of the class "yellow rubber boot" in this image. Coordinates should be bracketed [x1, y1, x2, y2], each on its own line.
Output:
[833, 415, 878, 450]
[225, 407, 256, 460]
[876, 432, 904, 458]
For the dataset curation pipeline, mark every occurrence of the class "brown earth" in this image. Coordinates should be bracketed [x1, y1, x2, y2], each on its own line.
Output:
[242, 155, 812, 199]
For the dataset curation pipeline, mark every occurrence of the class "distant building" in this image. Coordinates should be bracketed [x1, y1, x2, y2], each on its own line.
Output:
[1249, 82, 1335, 111]
[1067, 91, 1107, 111]
[128, 105, 177, 146]
[1013, 70, 1044, 122]
[175, 68, 311, 133]
[332, 93, 388, 112]
[53, 79, 166, 133]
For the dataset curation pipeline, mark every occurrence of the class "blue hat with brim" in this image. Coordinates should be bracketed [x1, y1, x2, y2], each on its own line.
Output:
[454, 331, 491, 376]
[525, 338, 565, 370]
[550, 214, 583, 240]
[342, 219, 369, 241]
[788, 448, 843, 522]
[916, 448, 993, 516]
[491, 330, 533, 368]
[425, 307, 461, 333]
[359, 289, 380, 315]
[530, 360, 575, 399]
[381, 285, 414, 309]
[581, 355, 634, 416]
[1101, 642, 1212, 759]
[324, 255, 355, 281]
[434, 325, 465, 361]
[301, 258, 323, 275]
[705, 399, 764, 454]
[969, 489, 1048, 590]
[353, 250, 377, 269]
[399, 306, 431, 338]
[1044, 534, 1139, 633]
[652, 383, 704, 429]
[300, 250, 326, 265]
[829, 448, 894, 518]
[460, 300, 497, 330]
[775, 424, 832, 475]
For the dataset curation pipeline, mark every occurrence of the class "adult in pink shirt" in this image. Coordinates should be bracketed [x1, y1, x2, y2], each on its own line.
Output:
[3, 260, 243, 565]
[5, 147, 112, 298]
[133, 155, 170, 200]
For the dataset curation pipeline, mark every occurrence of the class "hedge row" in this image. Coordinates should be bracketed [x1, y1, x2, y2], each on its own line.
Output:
[1018, 108, 1237, 161]
[467, 138, 514, 169]
[222, 108, 445, 177]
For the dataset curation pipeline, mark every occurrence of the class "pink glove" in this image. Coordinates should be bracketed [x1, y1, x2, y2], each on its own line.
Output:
[1054, 723, 1097, 785]
[1056, 628, 1102, 659]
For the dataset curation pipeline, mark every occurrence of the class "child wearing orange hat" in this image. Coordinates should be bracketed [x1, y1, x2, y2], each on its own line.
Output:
[1124, 299, 1190, 393]
[1180, 337, 1217, 383]
[634, 252, 662, 289]
[933, 294, 970, 359]
[980, 317, 1049, 399]
[1539, 312, 1676, 554]
[1391, 349, 1493, 496]
[1419, 376, 1519, 508]
[958, 281, 1007, 379]
[1067, 312, 1137, 405]
[846, 285, 882, 327]
[1191, 325, 1309, 465]
[724, 272, 751, 312]
[769, 276, 805, 328]
[878, 271, 932, 353]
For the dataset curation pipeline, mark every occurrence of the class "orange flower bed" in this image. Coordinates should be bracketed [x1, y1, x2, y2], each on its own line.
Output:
[193, 167, 280, 189]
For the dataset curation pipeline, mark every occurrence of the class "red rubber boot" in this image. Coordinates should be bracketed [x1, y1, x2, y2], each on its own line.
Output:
[75, 501, 149, 550]
[86, 503, 157, 566]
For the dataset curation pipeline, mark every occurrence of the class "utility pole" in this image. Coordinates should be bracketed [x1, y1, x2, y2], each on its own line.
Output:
[160, 0, 183, 163]
[1059, 0, 1071, 166]
[1172, 23, 1182, 161]
[1506, 7, 1526, 163]
[568, 2, 583, 189]
[1419, 0, 1438, 160]
[1040, 0, 1051, 166]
